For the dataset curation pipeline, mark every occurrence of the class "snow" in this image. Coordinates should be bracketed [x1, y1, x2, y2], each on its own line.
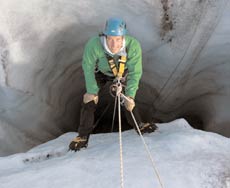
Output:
[0, 119, 229, 188]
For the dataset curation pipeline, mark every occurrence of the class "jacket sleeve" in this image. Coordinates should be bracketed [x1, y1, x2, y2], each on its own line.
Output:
[125, 40, 143, 99]
[82, 38, 99, 95]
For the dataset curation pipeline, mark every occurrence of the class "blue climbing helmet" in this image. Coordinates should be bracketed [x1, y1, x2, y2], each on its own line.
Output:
[103, 18, 127, 36]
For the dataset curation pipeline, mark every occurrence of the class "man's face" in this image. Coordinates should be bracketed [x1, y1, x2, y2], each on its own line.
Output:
[106, 36, 123, 54]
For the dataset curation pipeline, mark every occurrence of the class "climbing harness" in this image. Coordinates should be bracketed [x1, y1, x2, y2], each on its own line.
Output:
[111, 77, 164, 188]
[106, 54, 127, 78]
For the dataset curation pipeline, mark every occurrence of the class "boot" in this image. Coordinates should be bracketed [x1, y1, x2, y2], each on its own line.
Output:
[137, 122, 158, 135]
[69, 135, 89, 151]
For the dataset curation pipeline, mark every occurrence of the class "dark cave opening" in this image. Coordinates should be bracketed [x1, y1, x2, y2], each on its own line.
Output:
[181, 114, 204, 130]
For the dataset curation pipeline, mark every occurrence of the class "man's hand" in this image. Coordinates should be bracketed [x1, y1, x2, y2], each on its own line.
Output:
[124, 96, 135, 111]
[83, 93, 98, 104]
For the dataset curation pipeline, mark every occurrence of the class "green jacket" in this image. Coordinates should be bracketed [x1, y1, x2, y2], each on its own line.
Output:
[82, 35, 142, 98]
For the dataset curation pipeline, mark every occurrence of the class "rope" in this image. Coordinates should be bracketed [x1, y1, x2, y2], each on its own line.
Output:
[131, 111, 164, 188]
[111, 95, 117, 132]
[113, 78, 164, 188]
[117, 83, 124, 188]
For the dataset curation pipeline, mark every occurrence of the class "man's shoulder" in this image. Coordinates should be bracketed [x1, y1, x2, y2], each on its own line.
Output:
[84, 35, 104, 55]
[126, 34, 139, 41]
[125, 35, 141, 52]
[86, 35, 101, 46]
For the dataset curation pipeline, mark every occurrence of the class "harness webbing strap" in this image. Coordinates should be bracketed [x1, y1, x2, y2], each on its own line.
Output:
[106, 55, 127, 78]
[117, 56, 126, 78]
[108, 57, 118, 76]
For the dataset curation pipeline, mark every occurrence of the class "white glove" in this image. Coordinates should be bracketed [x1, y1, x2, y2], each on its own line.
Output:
[124, 96, 135, 112]
[83, 93, 98, 104]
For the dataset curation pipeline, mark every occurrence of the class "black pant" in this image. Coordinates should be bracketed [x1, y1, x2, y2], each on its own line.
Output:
[78, 72, 142, 137]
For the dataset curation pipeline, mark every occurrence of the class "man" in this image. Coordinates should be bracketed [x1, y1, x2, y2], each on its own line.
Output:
[69, 18, 157, 151]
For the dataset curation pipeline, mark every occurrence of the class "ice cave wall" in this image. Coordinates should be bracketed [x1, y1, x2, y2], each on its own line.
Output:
[0, 0, 229, 156]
